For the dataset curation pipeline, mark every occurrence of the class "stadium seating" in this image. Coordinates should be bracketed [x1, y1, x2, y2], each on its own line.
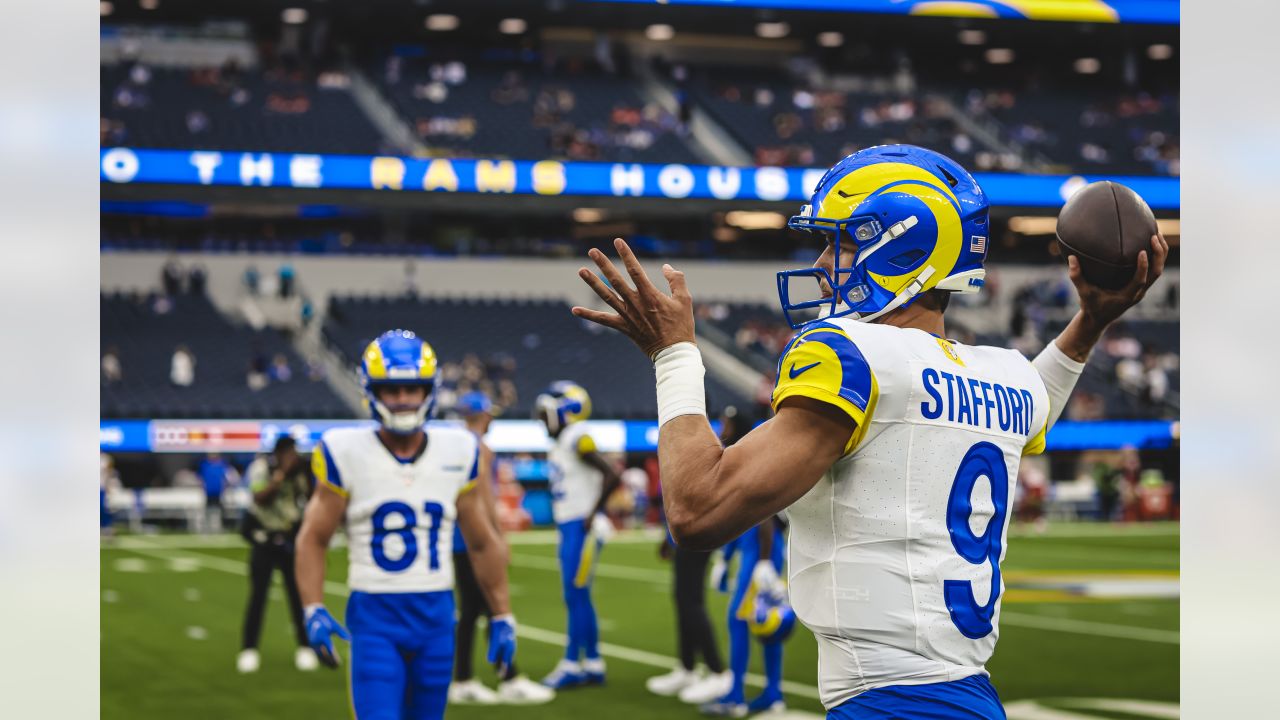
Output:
[687, 65, 977, 169]
[375, 55, 700, 164]
[323, 295, 748, 418]
[101, 292, 350, 418]
[975, 88, 1179, 176]
[101, 62, 385, 155]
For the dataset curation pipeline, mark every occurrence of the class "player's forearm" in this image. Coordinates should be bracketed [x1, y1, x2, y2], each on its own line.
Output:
[1053, 310, 1108, 363]
[659, 416, 772, 550]
[592, 471, 622, 517]
[469, 543, 512, 616]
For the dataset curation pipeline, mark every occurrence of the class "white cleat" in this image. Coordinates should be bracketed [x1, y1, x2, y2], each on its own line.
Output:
[680, 670, 735, 705]
[497, 675, 556, 704]
[295, 647, 319, 671]
[647, 666, 699, 697]
[236, 649, 260, 674]
[449, 679, 500, 705]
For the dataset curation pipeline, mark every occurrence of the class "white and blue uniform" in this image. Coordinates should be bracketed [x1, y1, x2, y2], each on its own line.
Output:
[315, 424, 479, 720]
[547, 421, 605, 664]
[771, 319, 1049, 717]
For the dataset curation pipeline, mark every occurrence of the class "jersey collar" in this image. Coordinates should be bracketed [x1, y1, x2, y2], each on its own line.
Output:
[373, 428, 429, 465]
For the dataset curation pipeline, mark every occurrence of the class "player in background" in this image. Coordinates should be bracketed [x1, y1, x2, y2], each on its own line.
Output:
[659, 405, 750, 706]
[449, 392, 555, 705]
[699, 517, 788, 717]
[535, 381, 623, 689]
[295, 330, 520, 720]
[570, 145, 1166, 718]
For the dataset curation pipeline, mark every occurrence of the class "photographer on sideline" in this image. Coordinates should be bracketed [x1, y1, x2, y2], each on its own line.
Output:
[236, 436, 316, 673]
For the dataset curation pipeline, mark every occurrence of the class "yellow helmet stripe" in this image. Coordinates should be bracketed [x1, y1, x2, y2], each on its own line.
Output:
[363, 341, 388, 380]
[419, 341, 439, 379]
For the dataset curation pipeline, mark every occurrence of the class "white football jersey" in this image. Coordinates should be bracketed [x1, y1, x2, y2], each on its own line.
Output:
[547, 421, 603, 524]
[771, 318, 1050, 709]
[313, 424, 479, 594]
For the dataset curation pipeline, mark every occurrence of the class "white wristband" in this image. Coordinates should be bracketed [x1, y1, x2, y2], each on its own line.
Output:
[654, 342, 707, 427]
[1032, 340, 1086, 431]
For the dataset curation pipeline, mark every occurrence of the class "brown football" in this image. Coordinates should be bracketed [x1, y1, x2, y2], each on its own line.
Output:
[1055, 181, 1157, 290]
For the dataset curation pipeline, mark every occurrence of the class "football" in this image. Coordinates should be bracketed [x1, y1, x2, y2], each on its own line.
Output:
[1055, 180, 1158, 290]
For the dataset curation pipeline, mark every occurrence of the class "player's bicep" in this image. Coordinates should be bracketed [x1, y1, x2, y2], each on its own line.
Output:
[457, 488, 502, 554]
[721, 397, 851, 510]
[300, 480, 347, 546]
[770, 324, 877, 454]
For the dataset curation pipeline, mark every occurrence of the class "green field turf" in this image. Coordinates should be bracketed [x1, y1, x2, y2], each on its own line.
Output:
[102, 523, 1178, 719]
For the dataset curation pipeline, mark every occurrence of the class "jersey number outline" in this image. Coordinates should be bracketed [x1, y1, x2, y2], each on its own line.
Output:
[371, 500, 446, 573]
[943, 441, 1009, 639]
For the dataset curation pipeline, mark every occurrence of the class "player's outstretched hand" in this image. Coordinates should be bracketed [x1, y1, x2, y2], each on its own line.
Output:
[1068, 233, 1168, 328]
[589, 512, 616, 544]
[572, 238, 696, 359]
[488, 614, 518, 676]
[304, 604, 351, 669]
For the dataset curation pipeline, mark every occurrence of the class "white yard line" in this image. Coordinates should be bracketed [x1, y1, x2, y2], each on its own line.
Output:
[104, 529, 664, 551]
[116, 543, 1179, 648]
[1009, 523, 1179, 539]
[509, 553, 671, 584]
[118, 544, 822, 702]
[999, 611, 1179, 645]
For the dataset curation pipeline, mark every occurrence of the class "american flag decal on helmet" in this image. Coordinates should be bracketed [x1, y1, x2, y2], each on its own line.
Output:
[970, 235, 987, 255]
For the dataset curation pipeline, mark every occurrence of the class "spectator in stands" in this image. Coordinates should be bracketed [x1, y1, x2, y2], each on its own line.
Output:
[198, 453, 235, 535]
[170, 345, 195, 388]
[188, 264, 207, 295]
[279, 263, 295, 298]
[102, 346, 123, 385]
[244, 265, 261, 296]
[237, 436, 315, 673]
[185, 109, 210, 137]
[247, 350, 269, 392]
[162, 257, 184, 296]
[269, 354, 293, 383]
[1142, 351, 1169, 410]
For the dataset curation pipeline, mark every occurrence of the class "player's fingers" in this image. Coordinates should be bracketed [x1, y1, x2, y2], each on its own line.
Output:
[578, 267, 629, 315]
[588, 247, 635, 300]
[1065, 255, 1086, 287]
[662, 263, 691, 301]
[335, 624, 351, 641]
[1123, 250, 1150, 298]
[571, 305, 628, 331]
[1148, 233, 1168, 281]
[615, 238, 660, 295]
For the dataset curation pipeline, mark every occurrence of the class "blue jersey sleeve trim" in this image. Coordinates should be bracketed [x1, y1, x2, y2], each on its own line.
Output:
[795, 328, 874, 412]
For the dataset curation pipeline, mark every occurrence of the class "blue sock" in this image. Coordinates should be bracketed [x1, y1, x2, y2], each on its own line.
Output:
[762, 639, 783, 698]
[581, 589, 600, 661]
[727, 616, 749, 703]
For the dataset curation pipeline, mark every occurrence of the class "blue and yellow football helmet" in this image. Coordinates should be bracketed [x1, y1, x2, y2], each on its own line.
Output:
[358, 330, 438, 434]
[780, 144, 990, 328]
[534, 381, 592, 435]
[746, 587, 797, 645]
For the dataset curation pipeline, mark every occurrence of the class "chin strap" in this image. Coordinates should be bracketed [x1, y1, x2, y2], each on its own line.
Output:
[853, 265, 937, 323]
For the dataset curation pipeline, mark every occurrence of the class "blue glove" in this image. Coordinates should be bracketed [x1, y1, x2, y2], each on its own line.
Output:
[488, 614, 517, 675]
[305, 604, 351, 669]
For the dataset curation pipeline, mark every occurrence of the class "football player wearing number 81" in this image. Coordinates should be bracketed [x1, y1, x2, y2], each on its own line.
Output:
[295, 330, 520, 720]
[570, 145, 1167, 719]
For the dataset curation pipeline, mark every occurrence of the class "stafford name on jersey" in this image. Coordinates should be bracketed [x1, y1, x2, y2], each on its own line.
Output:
[918, 367, 1036, 437]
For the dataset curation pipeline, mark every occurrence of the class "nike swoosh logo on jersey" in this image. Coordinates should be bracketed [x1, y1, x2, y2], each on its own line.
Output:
[788, 361, 821, 379]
